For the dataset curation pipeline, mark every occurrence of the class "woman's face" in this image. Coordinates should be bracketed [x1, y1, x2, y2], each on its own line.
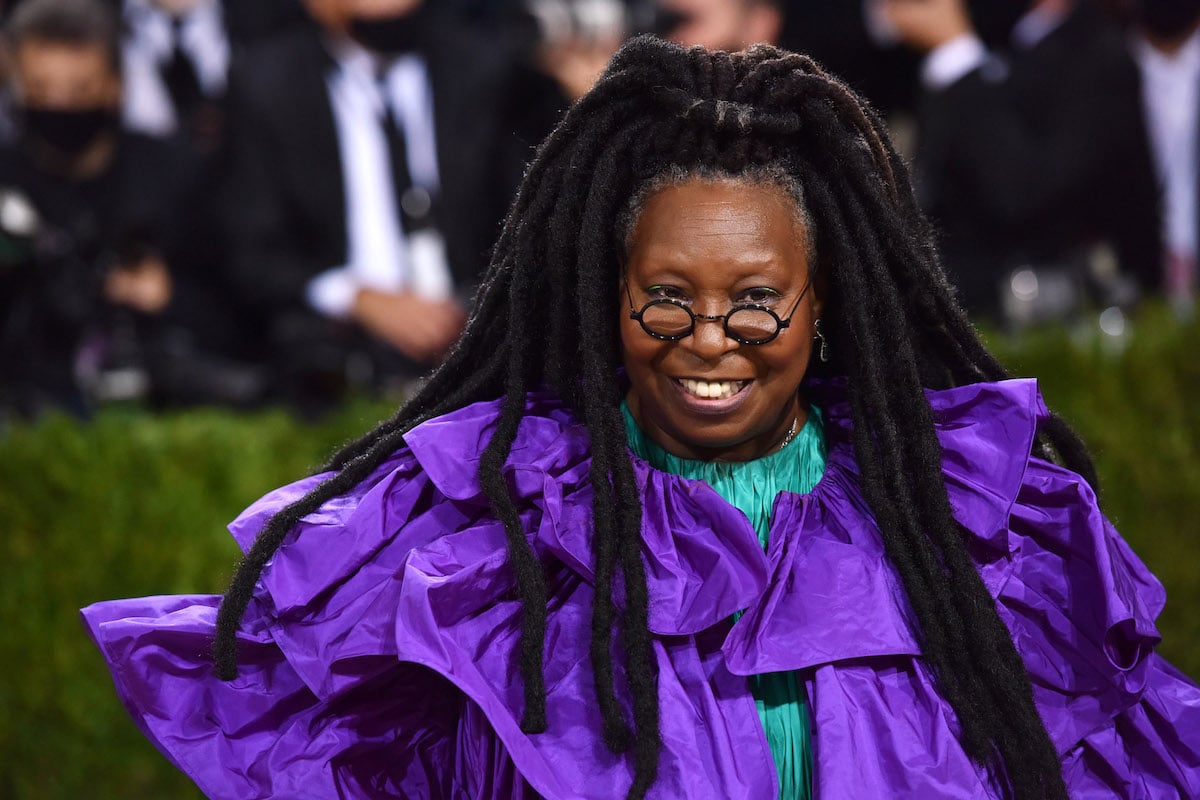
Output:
[620, 178, 822, 462]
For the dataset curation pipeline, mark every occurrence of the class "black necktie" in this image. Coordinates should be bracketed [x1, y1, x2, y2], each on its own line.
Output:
[376, 68, 435, 233]
[161, 17, 204, 118]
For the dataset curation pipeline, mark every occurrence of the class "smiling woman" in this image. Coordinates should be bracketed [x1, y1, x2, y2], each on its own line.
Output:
[83, 34, 1200, 800]
[620, 177, 819, 461]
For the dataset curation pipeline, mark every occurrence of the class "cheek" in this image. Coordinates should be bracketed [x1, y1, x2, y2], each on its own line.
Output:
[99, 76, 122, 107]
[783, 301, 819, 364]
[764, 329, 815, 380]
[620, 320, 660, 373]
[619, 320, 674, 400]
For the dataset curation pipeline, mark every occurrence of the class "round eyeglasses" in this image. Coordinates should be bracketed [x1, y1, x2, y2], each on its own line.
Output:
[625, 277, 813, 345]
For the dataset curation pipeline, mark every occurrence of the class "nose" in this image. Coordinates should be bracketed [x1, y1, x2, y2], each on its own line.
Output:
[684, 314, 738, 359]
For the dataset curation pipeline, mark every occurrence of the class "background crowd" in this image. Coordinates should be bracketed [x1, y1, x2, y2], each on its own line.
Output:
[0, 0, 1196, 420]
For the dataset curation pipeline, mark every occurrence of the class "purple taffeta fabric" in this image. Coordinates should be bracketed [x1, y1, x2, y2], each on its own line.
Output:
[83, 379, 1200, 799]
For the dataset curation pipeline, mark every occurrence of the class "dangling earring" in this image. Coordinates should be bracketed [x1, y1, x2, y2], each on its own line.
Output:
[814, 318, 830, 363]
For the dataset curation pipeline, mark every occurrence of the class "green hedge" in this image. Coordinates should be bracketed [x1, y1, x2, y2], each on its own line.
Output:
[2, 306, 1198, 799]
[0, 400, 393, 799]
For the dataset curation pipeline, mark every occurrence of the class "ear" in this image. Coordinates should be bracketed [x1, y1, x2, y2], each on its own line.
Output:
[809, 261, 827, 323]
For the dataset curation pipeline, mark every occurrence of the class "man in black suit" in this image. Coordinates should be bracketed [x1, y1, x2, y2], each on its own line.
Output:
[884, 0, 1161, 320]
[221, 0, 533, 405]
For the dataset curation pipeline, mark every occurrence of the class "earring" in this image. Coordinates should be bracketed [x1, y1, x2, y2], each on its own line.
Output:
[814, 318, 829, 363]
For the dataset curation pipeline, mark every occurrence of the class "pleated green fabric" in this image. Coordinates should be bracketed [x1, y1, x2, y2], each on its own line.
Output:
[621, 401, 826, 800]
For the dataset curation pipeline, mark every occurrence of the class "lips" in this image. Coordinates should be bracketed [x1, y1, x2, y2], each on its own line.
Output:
[675, 378, 748, 400]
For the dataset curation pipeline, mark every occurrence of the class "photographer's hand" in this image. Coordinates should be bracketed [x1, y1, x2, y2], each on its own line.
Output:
[104, 253, 172, 315]
[351, 288, 466, 363]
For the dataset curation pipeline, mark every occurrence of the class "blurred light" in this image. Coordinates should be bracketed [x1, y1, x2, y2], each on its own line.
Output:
[1010, 269, 1039, 302]
[1098, 306, 1126, 338]
[0, 190, 38, 237]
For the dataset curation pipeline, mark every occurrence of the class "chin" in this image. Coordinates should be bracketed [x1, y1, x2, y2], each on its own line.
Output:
[670, 422, 763, 454]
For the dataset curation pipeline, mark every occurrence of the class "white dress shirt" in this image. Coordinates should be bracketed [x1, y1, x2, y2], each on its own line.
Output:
[121, 0, 229, 136]
[1132, 29, 1200, 284]
[306, 41, 453, 319]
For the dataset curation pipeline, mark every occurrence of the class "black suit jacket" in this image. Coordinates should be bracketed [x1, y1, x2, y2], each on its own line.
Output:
[220, 0, 310, 48]
[220, 24, 530, 316]
[913, 4, 1161, 314]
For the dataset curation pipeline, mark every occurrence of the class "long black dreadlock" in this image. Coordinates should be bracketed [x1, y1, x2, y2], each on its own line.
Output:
[214, 36, 1095, 800]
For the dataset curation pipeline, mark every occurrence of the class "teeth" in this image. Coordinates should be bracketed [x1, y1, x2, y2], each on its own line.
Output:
[678, 379, 745, 399]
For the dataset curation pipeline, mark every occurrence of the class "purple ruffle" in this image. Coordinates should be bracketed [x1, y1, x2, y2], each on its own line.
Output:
[82, 380, 1200, 798]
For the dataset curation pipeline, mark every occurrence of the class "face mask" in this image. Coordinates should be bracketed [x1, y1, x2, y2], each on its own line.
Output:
[347, 6, 432, 55]
[1133, 0, 1200, 39]
[21, 106, 117, 156]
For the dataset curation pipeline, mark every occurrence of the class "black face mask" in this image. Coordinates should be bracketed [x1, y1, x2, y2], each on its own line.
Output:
[21, 106, 117, 156]
[348, 6, 433, 55]
[1133, 0, 1200, 40]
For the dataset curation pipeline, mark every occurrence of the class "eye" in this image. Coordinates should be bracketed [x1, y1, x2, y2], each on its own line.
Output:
[647, 284, 689, 302]
[737, 287, 782, 306]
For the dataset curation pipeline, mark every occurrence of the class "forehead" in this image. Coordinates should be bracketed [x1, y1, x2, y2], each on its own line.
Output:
[625, 178, 810, 282]
[14, 40, 117, 91]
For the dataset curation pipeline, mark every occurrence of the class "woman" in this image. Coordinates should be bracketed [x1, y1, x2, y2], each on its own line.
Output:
[84, 37, 1200, 799]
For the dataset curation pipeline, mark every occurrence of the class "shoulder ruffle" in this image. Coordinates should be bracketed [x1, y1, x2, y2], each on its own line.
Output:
[723, 379, 1046, 676]
[402, 392, 773, 636]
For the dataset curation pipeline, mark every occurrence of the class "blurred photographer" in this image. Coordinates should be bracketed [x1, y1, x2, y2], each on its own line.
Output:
[0, 0, 262, 419]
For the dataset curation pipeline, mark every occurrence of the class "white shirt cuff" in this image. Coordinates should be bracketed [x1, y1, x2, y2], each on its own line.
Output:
[921, 33, 988, 90]
[306, 267, 360, 319]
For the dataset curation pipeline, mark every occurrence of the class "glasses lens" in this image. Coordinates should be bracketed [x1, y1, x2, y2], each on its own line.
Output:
[726, 308, 780, 342]
[640, 301, 694, 338]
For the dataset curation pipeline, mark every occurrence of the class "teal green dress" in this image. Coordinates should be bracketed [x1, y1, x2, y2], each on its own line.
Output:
[621, 403, 827, 800]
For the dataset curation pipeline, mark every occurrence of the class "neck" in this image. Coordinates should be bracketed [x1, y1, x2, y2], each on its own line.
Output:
[1143, 21, 1200, 57]
[769, 414, 801, 453]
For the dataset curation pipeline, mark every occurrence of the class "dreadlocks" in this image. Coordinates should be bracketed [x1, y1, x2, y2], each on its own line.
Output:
[214, 36, 1093, 800]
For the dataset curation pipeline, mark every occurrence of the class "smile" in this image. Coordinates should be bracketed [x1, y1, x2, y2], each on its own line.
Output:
[675, 378, 748, 400]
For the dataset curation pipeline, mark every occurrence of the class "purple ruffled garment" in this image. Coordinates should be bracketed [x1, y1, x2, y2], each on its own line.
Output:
[82, 380, 1200, 799]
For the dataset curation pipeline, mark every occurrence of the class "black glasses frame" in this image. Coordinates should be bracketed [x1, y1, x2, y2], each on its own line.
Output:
[624, 276, 813, 345]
